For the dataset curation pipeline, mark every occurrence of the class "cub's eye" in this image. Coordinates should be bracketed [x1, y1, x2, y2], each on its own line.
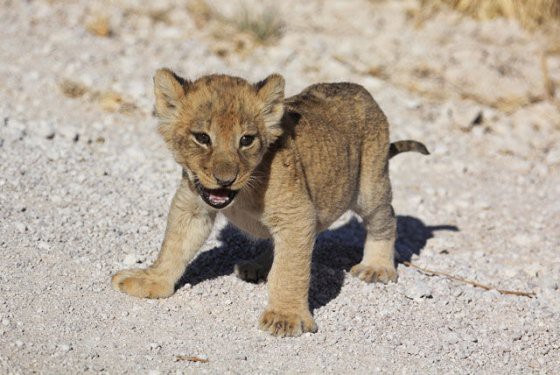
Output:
[193, 132, 211, 146]
[240, 134, 256, 147]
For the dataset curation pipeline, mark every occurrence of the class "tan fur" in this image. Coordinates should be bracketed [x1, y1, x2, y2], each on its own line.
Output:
[112, 68, 428, 337]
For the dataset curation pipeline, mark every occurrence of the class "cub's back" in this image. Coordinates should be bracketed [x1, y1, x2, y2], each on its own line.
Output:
[279, 82, 390, 227]
[285, 82, 388, 139]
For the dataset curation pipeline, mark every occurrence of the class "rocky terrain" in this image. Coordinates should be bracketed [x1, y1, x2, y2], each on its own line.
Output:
[1, 0, 559, 373]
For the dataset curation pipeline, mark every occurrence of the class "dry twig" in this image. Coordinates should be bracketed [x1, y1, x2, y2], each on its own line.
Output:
[403, 261, 536, 298]
[175, 355, 209, 363]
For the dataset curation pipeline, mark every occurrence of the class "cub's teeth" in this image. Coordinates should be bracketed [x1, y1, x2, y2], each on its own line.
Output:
[209, 194, 228, 204]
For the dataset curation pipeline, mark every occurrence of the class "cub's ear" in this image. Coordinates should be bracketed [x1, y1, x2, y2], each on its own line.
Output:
[255, 74, 285, 139]
[153, 68, 189, 120]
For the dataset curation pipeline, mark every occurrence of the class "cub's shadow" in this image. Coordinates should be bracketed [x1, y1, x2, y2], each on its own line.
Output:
[178, 215, 458, 311]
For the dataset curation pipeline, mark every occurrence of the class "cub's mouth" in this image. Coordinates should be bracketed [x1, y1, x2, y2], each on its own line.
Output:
[193, 178, 238, 209]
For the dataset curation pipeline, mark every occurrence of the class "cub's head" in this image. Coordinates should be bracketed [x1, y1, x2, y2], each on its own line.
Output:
[153, 68, 285, 209]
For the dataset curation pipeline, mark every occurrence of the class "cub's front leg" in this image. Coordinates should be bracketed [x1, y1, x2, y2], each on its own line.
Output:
[259, 209, 317, 337]
[112, 180, 215, 298]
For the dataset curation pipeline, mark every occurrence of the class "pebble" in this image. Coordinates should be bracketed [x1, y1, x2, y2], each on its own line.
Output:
[448, 101, 483, 131]
[57, 125, 80, 141]
[410, 195, 423, 206]
[512, 234, 532, 247]
[432, 144, 449, 156]
[59, 344, 72, 353]
[462, 333, 478, 343]
[405, 282, 433, 300]
[483, 289, 501, 300]
[445, 331, 460, 345]
[539, 275, 558, 291]
[38, 241, 50, 251]
[476, 200, 491, 210]
[405, 343, 420, 355]
[36, 120, 56, 139]
[14, 222, 26, 233]
[123, 253, 142, 266]
[545, 147, 560, 165]
[405, 99, 422, 109]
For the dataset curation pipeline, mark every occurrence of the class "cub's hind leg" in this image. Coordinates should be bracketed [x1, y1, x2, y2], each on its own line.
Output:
[352, 143, 398, 283]
[351, 200, 397, 283]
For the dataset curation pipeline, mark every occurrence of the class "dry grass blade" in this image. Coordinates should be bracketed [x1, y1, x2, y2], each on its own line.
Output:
[232, 4, 284, 43]
[58, 79, 88, 98]
[175, 355, 209, 363]
[403, 261, 536, 298]
[420, 0, 560, 29]
[85, 14, 112, 37]
[57, 78, 139, 116]
[186, 0, 214, 28]
[541, 52, 556, 99]
[98, 91, 137, 114]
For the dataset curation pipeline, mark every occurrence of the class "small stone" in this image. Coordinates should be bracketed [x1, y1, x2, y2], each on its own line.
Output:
[149, 342, 161, 351]
[545, 147, 560, 165]
[38, 241, 50, 251]
[36, 120, 56, 139]
[477, 200, 491, 210]
[445, 331, 460, 344]
[462, 333, 477, 343]
[483, 289, 501, 300]
[512, 234, 532, 247]
[59, 344, 71, 352]
[405, 99, 422, 109]
[15, 340, 23, 348]
[471, 126, 485, 137]
[432, 144, 449, 156]
[410, 195, 423, 206]
[511, 329, 524, 341]
[539, 275, 558, 290]
[405, 282, 432, 299]
[406, 343, 420, 355]
[123, 253, 141, 266]
[448, 101, 483, 131]
[2, 319, 10, 326]
[14, 222, 26, 233]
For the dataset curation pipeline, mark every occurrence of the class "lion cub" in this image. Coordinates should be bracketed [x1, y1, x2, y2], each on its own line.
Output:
[112, 69, 428, 337]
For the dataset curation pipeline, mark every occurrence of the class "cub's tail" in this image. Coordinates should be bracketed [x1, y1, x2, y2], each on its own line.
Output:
[389, 140, 430, 159]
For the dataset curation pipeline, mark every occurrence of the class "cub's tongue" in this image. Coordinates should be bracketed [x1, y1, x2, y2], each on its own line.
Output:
[207, 189, 231, 205]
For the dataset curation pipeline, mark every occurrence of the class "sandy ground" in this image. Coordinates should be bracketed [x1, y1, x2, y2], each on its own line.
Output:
[1, 0, 559, 373]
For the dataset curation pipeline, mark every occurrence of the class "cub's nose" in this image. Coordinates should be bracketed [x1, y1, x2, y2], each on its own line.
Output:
[214, 175, 236, 188]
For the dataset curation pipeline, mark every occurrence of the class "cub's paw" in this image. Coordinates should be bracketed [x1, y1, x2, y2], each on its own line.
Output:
[259, 309, 317, 337]
[234, 260, 269, 283]
[350, 263, 398, 284]
[111, 269, 174, 299]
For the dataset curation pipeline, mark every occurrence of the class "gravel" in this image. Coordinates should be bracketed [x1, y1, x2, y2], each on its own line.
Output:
[1, 0, 559, 374]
